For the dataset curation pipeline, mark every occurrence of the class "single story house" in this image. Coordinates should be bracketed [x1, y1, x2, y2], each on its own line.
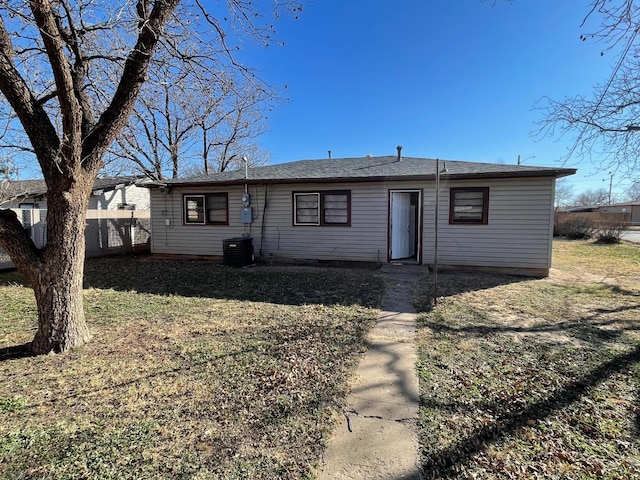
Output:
[145, 152, 576, 276]
[0, 175, 150, 210]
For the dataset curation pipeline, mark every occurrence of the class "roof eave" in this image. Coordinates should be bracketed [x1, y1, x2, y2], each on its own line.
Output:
[145, 169, 577, 188]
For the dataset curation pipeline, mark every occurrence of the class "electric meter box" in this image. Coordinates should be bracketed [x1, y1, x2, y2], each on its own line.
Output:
[240, 207, 252, 223]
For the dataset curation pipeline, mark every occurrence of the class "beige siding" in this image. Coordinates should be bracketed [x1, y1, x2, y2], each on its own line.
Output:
[151, 182, 392, 261]
[260, 183, 390, 262]
[88, 185, 150, 210]
[151, 185, 245, 256]
[149, 176, 556, 270]
[423, 177, 555, 269]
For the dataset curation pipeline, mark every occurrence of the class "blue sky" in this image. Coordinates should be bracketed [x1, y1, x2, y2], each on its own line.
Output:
[238, 1, 626, 198]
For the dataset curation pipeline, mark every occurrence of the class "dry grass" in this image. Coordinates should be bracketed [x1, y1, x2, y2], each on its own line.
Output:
[417, 239, 640, 479]
[0, 258, 386, 479]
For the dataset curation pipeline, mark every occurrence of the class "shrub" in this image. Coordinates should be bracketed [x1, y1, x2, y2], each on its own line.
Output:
[595, 214, 627, 244]
[554, 213, 596, 239]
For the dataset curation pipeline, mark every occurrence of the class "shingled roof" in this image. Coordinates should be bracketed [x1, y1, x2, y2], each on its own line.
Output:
[151, 155, 576, 187]
[2, 176, 146, 200]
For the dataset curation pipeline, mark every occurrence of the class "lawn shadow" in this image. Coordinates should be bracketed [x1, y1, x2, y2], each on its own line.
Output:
[0, 342, 34, 362]
[0, 268, 27, 287]
[418, 268, 640, 478]
[415, 271, 532, 312]
[420, 344, 640, 478]
[1, 255, 386, 308]
[422, 306, 640, 345]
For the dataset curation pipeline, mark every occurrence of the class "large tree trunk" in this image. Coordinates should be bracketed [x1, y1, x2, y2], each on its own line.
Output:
[0, 178, 93, 354]
[30, 177, 93, 354]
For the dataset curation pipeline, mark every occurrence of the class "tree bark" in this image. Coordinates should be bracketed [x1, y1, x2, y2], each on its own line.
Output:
[0, 1, 179, 355]
[29, 177, 93, 354]
[0, 174, 93, 354]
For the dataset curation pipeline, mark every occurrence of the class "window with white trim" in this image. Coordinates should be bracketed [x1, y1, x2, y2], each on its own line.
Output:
[449, 187, 489, 224]
[183, 193, 228, 225]
[293, 190, 351, 226]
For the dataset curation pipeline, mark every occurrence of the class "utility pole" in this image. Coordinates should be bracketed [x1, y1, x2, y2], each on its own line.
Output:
[603, 172, 614, 204]
[608, 172, 613, 204]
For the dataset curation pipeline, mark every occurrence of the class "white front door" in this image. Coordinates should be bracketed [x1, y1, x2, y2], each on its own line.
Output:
[390, 192, 414, 260]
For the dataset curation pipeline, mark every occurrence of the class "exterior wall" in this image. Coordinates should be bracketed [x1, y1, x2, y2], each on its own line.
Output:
[422, 177, 555, 271]
[149, 176, 557, 273]
[88, 185, 150, 210]
[150, 182, 392, 262]
[0, 197, 45, 209]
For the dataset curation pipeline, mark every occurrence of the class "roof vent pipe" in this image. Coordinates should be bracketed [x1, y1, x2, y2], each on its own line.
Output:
[328, 150, 332, 159]
[397, 145, 402, 161]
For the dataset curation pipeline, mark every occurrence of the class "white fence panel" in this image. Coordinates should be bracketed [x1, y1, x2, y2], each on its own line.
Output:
[0, 209, 151, 270]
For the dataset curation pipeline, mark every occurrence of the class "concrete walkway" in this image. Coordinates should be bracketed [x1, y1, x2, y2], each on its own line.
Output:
[318, 264, 423, 480]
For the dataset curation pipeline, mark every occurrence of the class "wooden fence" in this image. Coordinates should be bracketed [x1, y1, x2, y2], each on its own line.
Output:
[0, 209, 151, 270]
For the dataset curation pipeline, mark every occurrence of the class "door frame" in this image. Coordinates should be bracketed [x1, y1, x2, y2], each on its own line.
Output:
[387, 189, 423, 264]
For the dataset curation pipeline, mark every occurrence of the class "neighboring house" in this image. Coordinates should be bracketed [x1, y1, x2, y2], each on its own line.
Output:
[0, 176, 151, 210]
[592, 203, 640, 225]
[145, 153, 576, 276]
[564, 203, 640, 225]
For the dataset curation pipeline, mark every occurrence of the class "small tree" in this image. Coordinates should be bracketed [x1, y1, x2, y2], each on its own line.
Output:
[554, 213, 596, 239]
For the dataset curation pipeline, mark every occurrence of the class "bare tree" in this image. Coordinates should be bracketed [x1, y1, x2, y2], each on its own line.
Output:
[110, 63, 273, 180]
[199, 81, 272, 175]
[624, 181, 640, 202]
[110, 64, 206, 180]
[554, 179, 575, 209]
[0, 156, 12, 203]
[574, 188, 610, 206]
[537, 1, 640, 176]
[0, 0, 300, 355]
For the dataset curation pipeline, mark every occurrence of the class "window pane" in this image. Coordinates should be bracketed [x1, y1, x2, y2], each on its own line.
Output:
[452, 189, 487, 223]
[295, 193, 319, 224]
[207, 194, 227, 224]
[323, 193, 348, 224]
[185, 196, 205, 223]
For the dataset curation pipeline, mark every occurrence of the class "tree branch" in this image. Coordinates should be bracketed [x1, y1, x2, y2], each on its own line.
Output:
[82, 0, 180, 165]
[29, 0, 82, 159]
[0, 16, 60, 177]
[0, 209, 41, 285]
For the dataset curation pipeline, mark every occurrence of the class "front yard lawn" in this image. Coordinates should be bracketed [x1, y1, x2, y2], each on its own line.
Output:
[417, 239, 640, 479]
[0, 259, 386, 479]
